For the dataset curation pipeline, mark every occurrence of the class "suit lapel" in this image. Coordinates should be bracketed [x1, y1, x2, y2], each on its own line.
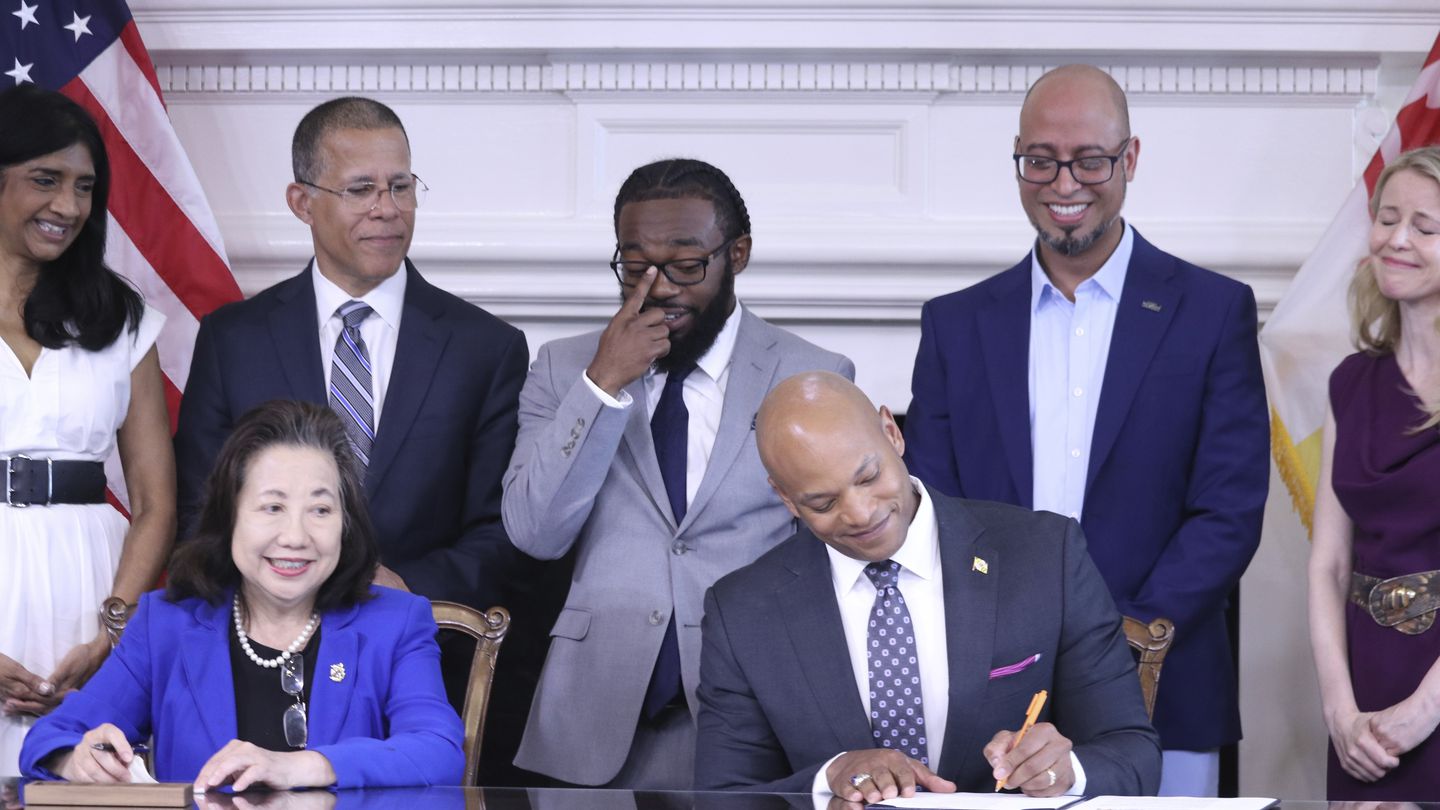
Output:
[307, 603, 360, 746]
[930, 493, 998, 781]
[267, 267, 327, 404]
[682, 309, 778, 533]
[366, 263, 449, 496]
[777, 535, 875, 750]
[179, 599, 237, 753]
[1086, 233, 1180, 493]
[619, 376, 674, 528]
[976, 266, 1034, 507]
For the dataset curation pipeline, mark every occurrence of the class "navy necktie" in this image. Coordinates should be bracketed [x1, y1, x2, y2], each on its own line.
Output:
[643, 362, 697, 718]
[329, 301, 375, 466]
[864, 560, 928, 764]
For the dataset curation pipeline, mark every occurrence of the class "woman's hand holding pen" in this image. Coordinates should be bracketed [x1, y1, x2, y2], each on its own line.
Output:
[49, 723, 140, 783]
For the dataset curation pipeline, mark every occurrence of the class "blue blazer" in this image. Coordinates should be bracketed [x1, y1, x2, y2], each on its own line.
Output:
[695, 490, 1160, 794]
[20, 588, 464, 787]
[174, 262, 530, 609]
[903, 229, 1268, 750]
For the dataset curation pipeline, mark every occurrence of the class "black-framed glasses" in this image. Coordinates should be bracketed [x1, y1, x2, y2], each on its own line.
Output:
[281, 655, 308, 749]
[609, 235, 742, 288]
[298, 174, 428, 213]
[1013, 138, 1132, 185]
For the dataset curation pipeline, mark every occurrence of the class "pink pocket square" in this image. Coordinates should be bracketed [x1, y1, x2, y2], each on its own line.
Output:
[988, 653, 1042, 679]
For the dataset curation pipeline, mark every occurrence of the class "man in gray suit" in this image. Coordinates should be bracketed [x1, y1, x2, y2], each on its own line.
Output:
[503, 159, 854, 789]
[695, 372, 1159, 798]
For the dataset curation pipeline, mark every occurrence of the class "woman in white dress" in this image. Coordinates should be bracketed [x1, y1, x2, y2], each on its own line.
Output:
[0, 86, 176, 776]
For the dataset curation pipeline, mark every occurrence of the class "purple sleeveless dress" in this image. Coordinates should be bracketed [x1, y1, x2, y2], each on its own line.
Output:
[1328, 351, 1440, 800]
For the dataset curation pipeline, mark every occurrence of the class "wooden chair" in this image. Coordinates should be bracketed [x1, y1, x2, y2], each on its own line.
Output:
[431, 601, 511, 786]
[1121, 615, 1175, 721]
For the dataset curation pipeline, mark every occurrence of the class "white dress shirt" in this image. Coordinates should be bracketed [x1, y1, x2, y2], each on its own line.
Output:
[313, 260, 406, 431]
[812, 480, 1086, 795]
[1028, 222, 1133, 521]
[583, 302, 743, 509]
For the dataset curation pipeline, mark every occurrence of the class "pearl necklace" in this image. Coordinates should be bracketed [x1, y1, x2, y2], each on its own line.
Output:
[232, 593, 319, 669]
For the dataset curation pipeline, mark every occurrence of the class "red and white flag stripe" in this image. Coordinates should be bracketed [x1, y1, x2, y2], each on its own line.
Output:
[57, 21, 242, 508]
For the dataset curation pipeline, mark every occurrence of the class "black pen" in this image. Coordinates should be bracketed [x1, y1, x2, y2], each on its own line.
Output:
[91, 742, 149, 755]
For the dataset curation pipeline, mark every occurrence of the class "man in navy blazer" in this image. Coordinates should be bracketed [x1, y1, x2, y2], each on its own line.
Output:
[903, 65, 1267, 794]
[173, 98, 540, 781]
[695, 372, 1159, 797]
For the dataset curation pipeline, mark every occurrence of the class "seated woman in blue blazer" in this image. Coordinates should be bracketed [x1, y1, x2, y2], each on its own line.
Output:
[20, 400, 463, 790]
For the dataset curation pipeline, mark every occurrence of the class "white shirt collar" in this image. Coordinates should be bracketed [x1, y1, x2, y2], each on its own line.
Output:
[311, 259, 407, 330]
[1029, 220, 1134, 313]
[826, 477, 940, 591]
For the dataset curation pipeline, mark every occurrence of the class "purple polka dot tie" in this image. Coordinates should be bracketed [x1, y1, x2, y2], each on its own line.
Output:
[864, 560, 928, 764]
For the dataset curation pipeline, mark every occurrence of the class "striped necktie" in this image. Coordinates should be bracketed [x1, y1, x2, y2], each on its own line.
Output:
[329, 300, 376, 466]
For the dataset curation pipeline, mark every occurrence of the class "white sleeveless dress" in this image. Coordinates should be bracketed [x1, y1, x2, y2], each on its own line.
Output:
[0, 305, 164, 776]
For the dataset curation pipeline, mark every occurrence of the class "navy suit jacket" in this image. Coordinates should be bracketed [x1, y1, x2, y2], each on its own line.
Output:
[20, 588, 464, 787]
[694, 490, 1159, 794]
[174, 262, 529, 609]
[903, 229, 1268, 749]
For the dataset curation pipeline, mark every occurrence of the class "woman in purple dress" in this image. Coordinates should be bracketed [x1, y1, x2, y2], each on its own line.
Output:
[1309, 145, 1440, 800]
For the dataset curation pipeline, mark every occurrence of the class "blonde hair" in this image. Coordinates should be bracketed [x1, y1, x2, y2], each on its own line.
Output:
[1348, 145, 1440, 430]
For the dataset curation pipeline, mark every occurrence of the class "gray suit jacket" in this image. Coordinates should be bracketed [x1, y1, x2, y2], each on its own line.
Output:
[694, 489, 1161, 795]
[503, 307, 854, 785]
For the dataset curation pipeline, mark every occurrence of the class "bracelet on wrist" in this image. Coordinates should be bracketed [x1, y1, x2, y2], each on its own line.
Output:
[100, 597, 135, 649]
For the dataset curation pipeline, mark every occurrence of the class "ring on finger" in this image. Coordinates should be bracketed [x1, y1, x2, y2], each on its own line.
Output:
[1046, 768, 1057, 788]
[849, 773, 874, 789]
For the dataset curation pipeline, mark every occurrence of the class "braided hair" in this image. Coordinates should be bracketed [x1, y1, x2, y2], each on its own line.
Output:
[612, 158, 751, 241]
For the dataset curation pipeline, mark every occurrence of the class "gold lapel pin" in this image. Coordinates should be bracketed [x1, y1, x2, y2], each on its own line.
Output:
[1141, 300, 1163, 312]
[329, 663, 346, 683]
[972, 556, 989, 574]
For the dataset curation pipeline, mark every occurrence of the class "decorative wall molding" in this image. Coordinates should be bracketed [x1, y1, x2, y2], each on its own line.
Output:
[131, 1, 1440, 57]
[155, 58, 1380, 100]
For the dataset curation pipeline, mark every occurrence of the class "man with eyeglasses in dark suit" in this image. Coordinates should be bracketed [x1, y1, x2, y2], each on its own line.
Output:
[174, 96, 546, 785]
[903, 64, 1269, 796]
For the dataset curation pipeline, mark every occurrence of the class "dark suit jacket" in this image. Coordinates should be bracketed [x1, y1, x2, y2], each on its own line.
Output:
[903, 229, 1268, 750]
[694, 490, 1160, 795]
[20, 588, 463, 787]
[174, 261, 529, 609]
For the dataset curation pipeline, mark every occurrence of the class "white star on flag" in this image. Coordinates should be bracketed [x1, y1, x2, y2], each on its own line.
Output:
[5, 57, 32, 84]
[11, 0, 38, 29]
[63, 12, 92, 41]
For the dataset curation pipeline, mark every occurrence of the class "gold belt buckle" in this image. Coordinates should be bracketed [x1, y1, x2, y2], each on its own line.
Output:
[1366, 574, 1437, 635]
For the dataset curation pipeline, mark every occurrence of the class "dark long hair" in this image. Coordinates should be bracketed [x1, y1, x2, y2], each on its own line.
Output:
[167, 401, 379, 611]
[0, 86, 142, 350]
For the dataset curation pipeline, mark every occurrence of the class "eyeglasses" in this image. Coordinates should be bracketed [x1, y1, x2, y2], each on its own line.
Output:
[298, 174, 429, 213]
[281, 655, 308, 749]
[609, 236, 742, 288]
[1013, 138, 1132, 186]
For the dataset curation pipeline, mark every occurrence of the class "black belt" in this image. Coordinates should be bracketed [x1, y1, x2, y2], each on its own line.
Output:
[3, 456, 108, 507]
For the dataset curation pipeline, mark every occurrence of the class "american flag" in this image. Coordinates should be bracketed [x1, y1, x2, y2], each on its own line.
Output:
[2, 0, 241, 507]
[1260, 30, 1440, 531]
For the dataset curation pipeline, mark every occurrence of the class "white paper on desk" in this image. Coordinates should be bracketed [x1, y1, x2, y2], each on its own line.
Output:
[1071, 796, 1276, 810]
[127, 753, 158, 784]
[875, 793, 1080, 810]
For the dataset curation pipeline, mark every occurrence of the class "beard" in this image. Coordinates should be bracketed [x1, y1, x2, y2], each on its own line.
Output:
[1037, 220, 1108, 257]
[621, 262, 735, 375]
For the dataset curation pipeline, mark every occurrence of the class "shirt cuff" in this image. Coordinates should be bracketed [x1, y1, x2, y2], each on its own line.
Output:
[582, 370, 633, 409]
[1067, 751, 1087, 796]
[812, 753, 845, 795]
